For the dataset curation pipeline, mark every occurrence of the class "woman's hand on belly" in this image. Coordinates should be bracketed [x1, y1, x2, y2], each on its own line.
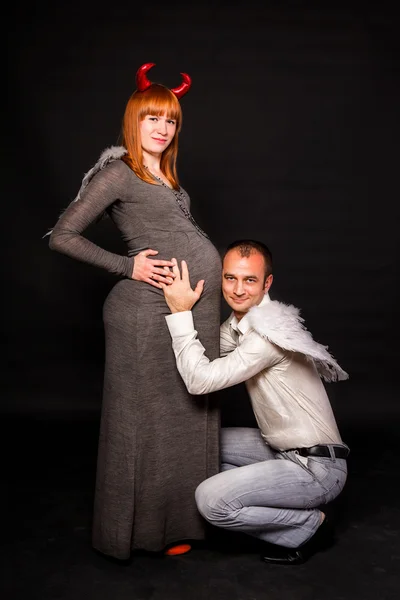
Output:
[132, 249, 176, 289]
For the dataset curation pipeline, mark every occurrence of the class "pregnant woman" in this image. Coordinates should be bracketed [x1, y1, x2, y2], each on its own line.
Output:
[48, 63, 222, 560]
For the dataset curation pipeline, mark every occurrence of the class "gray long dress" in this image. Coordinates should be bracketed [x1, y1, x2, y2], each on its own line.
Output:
[49, 148, 222, 559]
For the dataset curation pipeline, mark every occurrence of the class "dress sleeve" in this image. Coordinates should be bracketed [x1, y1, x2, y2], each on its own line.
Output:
[49, 160, 134, 278]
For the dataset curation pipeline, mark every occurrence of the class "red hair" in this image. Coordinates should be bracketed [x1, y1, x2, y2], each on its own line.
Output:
[121, 84, 183, 190]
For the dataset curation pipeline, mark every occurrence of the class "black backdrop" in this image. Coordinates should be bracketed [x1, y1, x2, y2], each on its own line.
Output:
[5, 2, 399, 428]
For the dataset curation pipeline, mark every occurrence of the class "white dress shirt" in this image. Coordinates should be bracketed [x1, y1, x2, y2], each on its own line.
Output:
[165, 295, 343, 451]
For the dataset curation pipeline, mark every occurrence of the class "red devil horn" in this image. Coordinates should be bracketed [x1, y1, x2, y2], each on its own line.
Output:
[136, 62, 156, 92]
[171, 73, 192, 99]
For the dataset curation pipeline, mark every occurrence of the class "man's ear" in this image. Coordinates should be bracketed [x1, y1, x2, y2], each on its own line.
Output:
[264, 274, 273, 293]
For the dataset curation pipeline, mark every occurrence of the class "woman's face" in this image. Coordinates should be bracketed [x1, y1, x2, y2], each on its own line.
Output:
[139, 113, 177, 157]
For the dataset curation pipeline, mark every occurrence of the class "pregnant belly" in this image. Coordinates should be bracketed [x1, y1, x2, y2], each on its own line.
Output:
[129, 231, 222, 293]
[107, 233, 221, 309]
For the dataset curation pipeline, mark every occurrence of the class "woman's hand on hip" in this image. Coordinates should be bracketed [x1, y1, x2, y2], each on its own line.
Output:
[132, 249, 175, 289]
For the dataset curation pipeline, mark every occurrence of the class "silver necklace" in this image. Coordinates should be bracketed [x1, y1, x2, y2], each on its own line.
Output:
[147, 168, 209, 239]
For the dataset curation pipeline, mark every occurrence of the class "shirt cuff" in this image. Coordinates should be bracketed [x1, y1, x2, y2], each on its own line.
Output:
[165, 311, 195, 336]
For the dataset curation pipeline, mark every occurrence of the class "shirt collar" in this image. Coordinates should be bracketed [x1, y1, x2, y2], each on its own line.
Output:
[229, 293, 271, 335]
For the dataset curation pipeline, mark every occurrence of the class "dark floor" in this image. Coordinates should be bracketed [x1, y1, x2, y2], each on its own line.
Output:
[1, 399, 399, 600]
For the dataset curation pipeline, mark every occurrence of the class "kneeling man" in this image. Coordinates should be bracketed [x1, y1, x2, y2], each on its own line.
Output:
[161, 239, 349, 565]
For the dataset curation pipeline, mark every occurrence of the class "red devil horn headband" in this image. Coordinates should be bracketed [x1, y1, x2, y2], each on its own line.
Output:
[135, 62, 192, 100]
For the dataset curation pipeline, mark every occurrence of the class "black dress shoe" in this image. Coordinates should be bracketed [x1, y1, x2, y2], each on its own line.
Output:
[261, 516, 335, 565]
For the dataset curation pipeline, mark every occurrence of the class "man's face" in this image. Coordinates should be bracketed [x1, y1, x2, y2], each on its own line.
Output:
[222, 249, 273, 319]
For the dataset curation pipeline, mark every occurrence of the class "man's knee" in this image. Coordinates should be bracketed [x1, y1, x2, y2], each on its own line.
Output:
[195, 479, 212, 520]
[195, 478, 231, 526]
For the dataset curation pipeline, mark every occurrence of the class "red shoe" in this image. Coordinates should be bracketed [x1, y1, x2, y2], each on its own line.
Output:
[164, 544, 192, 556]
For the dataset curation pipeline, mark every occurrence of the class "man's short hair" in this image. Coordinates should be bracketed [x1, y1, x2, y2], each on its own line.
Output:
[223, 239, 273, 279]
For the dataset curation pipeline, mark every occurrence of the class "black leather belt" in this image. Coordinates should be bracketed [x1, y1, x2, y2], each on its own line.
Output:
[295, 444, 349, 459]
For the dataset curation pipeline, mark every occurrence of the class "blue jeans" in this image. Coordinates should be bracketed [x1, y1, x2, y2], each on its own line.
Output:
[195, 427, 348, 548]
